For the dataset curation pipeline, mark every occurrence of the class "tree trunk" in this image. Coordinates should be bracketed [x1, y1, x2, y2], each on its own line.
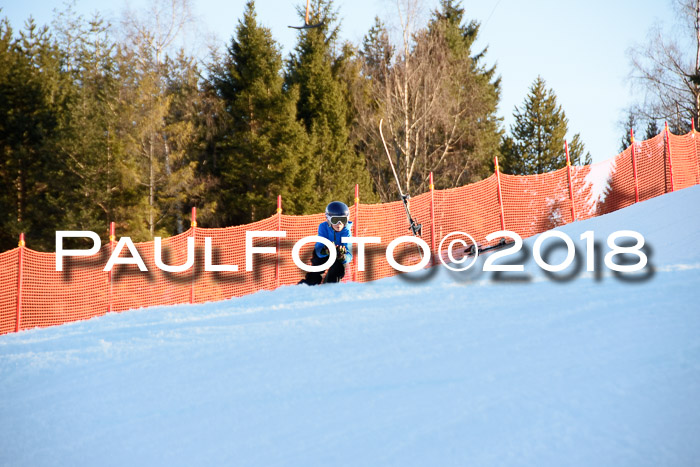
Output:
[149, 135, 154, 237]
[695, 0, 700, 125]
[16, 164, 23, 224]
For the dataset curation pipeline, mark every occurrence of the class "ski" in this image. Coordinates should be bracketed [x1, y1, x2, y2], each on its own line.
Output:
[379, 118, 422, 239]
[288, 0, 324, 29]
[464, 238, 515, 257]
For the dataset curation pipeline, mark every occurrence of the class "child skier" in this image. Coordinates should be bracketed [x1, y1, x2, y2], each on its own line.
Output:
[299, 201, 353, 285]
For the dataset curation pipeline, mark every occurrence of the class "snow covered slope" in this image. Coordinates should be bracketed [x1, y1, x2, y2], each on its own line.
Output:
[1, 186, 700, 467]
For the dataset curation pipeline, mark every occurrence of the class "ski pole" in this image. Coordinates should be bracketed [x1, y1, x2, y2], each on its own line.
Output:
[379, 119, 422, 238]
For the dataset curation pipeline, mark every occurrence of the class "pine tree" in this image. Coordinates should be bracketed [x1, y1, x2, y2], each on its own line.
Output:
[117, 0, 209, 239]
[644, 119, 660, 140]
[121, 50, 173, 239]
[210, 0, 314, 225]
[350, 2, 502, 201]
[286, 0, 375, 211]
[500, 77, 591, 175]
[619, 111, 638, 152]
[426, 0, 503, 185]
[618, 109, 663, 153]
[158, 51, 213, 233]
[346, 17, 394, 201]
[0, 18, 24, 250]
[0, 17, 72, 251]
[360, 17, 393, 81]
[52, 10, 130, 239]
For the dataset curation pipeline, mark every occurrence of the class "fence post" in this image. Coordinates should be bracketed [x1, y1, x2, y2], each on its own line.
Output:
[694, 119, 700, 185]
[353, 184, 359, 282]
[630, 129, 640, 203]
[276, 195, 282, 288]
[15, 233, 25, 333]
[665, 122, 675, 192]
[108, 222, 115, 313]
[429, 172, 436, 267]
[494, 157, 506, 231]
[190, 207, 197, 304]
[564, 141, 577, 222]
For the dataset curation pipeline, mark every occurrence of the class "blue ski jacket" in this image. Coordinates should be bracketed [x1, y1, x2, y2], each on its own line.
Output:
[314, 221, 353, 264]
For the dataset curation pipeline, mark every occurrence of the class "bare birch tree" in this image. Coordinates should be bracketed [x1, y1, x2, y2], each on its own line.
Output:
[350, 0, 501, 201]
[119, 0, 200, 236]
[628, 0, 700, 133]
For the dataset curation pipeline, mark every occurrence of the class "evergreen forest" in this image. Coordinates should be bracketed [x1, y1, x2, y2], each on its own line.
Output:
[1, 0, 595, 251]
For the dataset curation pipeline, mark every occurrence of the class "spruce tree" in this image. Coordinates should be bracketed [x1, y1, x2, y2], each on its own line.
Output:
[360, 17, 393, 81]
[350, 2, 502, 201]
[618, 110, 662, 152]
[426, 0, 504, 185]
[0, 18, 72, 251]
[120, 50, 173, 239]
[644, 119, 660, 140]
[210, 0, 314, 225]
[500, 76, 591, 175]
[117, 0, 212, 239]
[619, 111, 638, 152]
[52, 11, 131, 239]
[286, 0, 375, 211]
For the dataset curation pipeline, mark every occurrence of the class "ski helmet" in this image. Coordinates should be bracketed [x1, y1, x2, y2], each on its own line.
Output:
[325, 201, 349, 227]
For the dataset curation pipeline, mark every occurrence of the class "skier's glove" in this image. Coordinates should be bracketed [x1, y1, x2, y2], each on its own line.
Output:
[336, 245, 347, 262]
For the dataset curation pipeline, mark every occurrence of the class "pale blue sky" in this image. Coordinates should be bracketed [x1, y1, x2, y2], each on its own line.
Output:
[2, 0, 679, 164]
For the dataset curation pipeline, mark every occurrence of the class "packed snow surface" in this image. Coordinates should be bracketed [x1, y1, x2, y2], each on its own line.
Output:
[2, 187, 700, 467]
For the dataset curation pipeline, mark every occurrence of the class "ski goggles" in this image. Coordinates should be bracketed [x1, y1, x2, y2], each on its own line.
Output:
[326, 214, 348, 226]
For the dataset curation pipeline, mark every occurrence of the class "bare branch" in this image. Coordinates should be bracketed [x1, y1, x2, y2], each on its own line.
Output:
[628, 0, 700, 130]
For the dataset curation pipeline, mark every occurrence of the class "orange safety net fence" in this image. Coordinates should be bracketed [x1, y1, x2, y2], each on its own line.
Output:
[1, 130, 699, 335]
